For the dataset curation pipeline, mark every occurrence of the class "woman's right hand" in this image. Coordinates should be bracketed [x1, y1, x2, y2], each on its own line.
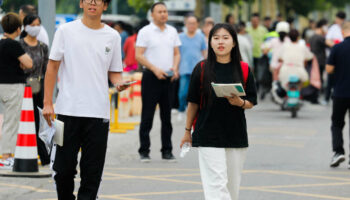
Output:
[180, 132, 192, 148]
[43, 103, 55, 127]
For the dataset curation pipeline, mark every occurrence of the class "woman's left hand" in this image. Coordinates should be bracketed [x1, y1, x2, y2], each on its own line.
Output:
[225, 94, 244, 107]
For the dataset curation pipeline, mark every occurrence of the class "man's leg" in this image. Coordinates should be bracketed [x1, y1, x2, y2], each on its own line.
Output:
[138, 70, 161, 156]
[159, 79, 173, 155]
[331, 98, 348, 154]
[78, 118, 109, 200]
[32, 91, 50, 165]
[53, 115, 82, 200]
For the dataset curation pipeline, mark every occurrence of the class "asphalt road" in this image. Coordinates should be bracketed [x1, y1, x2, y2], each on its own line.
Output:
[0, 98, 349, 200]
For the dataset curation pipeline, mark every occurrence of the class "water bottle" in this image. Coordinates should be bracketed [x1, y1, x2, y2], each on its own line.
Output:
[180, 142, 191, 158]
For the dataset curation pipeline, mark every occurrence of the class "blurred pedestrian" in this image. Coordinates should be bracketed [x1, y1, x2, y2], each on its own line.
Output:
[42, 0, 129, 199]
[302, 19, 316, 44]
[19, 4, 49, 47]
[180, 23, 257, 200]
[236, 21, 253, 67]
[225, 14, 235, 28]
[177, 15, 207, 121]
[19, 14, 50, 165]
[324, 11, 346, 104]
[272, 13, 283, 30]
[135, 2, 181, 162]
[123, 20, 149, 72]
[326, 21, 350, 169]
[202, 17, 215, 44]
[0, 13, 33, 169]
[114, 21, 129, 59]
[309, 19, 333, 85]
[247, 13, 268, 87]
[263, 21, 290, 81]
[262, 21, 290, 104]
[278, 29, 313, 89]
[263, 16, 273, 32]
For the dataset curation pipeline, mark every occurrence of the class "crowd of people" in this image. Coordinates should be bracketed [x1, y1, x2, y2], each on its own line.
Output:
[0, 0, 350, 200]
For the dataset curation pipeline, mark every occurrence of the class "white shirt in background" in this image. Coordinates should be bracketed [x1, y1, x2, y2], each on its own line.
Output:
[37, 26, 49, 47]
[49, 19, 122, 119]
[237, 34, 253, 67]
[326, 24, 343, 42]
[136, 22, 181, 71]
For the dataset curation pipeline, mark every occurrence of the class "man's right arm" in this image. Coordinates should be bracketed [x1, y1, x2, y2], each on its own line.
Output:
[43, 59, 61, 126]
[135, 47, 166, 80]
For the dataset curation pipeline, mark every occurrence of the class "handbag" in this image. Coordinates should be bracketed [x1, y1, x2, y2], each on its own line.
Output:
[26, 42, 44, 94]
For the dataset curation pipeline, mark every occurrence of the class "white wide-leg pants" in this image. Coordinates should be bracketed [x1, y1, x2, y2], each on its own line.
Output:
[198, 147, 247, 200]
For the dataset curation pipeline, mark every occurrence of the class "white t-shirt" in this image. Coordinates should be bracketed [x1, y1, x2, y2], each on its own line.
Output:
[37, 26, 49, 47]
[50, 19, 122, 119]
[136, 23, 181, 71]
[326, 24, 343, 42]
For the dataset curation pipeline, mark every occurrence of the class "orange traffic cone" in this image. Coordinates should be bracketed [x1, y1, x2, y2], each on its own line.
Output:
[0, 86, 50, 178]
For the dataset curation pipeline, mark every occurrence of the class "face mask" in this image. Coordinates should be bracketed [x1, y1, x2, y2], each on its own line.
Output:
[25, 25, 41, 37]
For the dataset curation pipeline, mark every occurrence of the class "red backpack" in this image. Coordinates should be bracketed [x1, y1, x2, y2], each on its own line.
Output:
[193, 61, 249, 128]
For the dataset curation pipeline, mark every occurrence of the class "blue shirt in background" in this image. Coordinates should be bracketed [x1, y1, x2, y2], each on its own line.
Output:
[120, 30, 128, 59]
[179, 32, 207, 75]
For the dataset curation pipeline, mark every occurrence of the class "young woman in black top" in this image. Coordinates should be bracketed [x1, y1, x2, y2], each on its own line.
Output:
[0, 13, 32, 169]
[180, 23, 257, 200]
[20, 14, 50, 165]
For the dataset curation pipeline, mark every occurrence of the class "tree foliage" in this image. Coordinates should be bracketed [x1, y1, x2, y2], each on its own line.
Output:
[0, 0, 36, 12]
[127, 0, 157, 12]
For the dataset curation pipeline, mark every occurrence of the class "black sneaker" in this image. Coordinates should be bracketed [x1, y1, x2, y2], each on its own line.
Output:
[162, 152, 176, 163]
[330, 153, 345, 167]
[140, 154, 151, 163]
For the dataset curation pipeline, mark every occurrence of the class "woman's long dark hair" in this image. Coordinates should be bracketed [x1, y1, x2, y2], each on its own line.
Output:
[20, 14, 41, 39]
[202, 23, 243, 107]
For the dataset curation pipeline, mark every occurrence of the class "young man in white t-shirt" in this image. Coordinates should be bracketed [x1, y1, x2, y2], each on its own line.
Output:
[135, 2, 181, 162]
[42, 0, 128, 199]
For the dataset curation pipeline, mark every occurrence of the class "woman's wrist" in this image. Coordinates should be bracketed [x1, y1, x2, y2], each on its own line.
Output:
[240, 99, 246, 108]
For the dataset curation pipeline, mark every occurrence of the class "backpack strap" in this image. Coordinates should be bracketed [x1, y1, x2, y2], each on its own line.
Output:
[240, 61, 249, 89]
[199, 61, 204, 109]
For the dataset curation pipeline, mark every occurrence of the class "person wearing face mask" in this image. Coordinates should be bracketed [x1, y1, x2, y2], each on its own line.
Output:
[180, 23, 257, 200]
[0, 13, 33, 169]
[19, 14, 50, 166]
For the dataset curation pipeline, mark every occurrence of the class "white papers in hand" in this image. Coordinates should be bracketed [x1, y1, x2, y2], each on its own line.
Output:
[211, 82, 246, 97]
[38, 108, 64, 155]
[53, 119, 64, 146]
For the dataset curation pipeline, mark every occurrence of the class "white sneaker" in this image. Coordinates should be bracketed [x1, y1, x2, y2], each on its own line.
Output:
[177, 112, 184, 122]
[0, 158, 14, 170]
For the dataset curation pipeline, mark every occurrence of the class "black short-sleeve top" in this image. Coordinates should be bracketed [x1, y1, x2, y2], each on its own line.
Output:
[0, 38, 26, 83]
[187, 60, 257, 148]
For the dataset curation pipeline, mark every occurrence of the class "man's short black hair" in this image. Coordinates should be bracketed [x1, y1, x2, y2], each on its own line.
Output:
[264, 16, 271, 21]
[151, 2, 166, 13]
[336, 11, 346, 19]
[19, 4, 37, 15]
[103, 0, 111, 5]
[252, 13, 260, 18]
[316, 19, 328, 28]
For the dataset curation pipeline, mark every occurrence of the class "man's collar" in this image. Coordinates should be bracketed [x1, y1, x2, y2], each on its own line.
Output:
[150, 22, 167, 31]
